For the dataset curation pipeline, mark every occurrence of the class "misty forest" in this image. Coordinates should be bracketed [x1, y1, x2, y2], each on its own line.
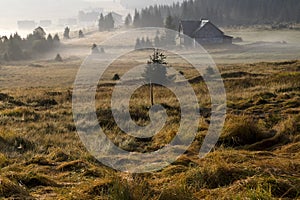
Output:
[130, 0, 300, 28]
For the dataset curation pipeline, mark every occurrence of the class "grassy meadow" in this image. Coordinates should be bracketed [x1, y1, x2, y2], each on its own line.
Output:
[0, 30, 300, 199]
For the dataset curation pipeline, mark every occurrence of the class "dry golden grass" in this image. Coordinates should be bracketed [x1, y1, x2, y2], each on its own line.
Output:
[0, 52, 299, 199]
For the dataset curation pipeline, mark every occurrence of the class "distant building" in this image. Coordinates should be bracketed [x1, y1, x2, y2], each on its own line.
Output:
[178, 19, 233, 45]
[40, 20, 52, 27]
[17, 20, 36, 30]
[111, 12, 123, 27]
[58, 18, 77, 27]
[78, 10, 102, 22]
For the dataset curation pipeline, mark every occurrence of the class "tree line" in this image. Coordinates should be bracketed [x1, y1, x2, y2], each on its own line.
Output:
[0, 27, 60, 61]
[130, 0, 300, 28]
[98, 13, 115, 31]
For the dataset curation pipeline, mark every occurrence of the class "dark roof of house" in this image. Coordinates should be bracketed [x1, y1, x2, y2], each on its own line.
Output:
[179, 20, 202, 37]
[180, 19, 225, 37]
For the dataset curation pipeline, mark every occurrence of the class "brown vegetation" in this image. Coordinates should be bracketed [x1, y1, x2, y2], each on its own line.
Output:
[0, 59, 299, 199]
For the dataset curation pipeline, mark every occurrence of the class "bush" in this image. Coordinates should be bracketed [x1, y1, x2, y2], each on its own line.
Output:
[55, 53, 63, 62]
[112, 74, 120, 81]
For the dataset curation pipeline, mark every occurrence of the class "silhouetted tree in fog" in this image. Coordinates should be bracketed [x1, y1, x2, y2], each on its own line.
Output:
[91, 43, 100, 54]
[79, 30, 84, 38]
[98, 13, 105, 31]
[98, 13, 115, 31]
[142, 49, 168, 106]
[64, 27, 70, 39]
[125, 13, 133, 27]
[133, 9, 141, 27]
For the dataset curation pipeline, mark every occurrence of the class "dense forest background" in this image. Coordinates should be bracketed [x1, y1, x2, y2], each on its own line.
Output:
[132, 0, 300, 28]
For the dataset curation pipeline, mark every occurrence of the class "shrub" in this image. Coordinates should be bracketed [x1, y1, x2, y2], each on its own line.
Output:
[112, 74, 120, 81]
[55, 53, 63, 62]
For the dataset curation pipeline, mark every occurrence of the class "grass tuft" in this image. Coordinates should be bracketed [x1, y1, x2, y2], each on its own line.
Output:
[220, 116, 271, 147]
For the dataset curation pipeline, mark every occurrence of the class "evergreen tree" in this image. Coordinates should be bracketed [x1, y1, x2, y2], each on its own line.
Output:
[98, 13, 115, 31]
[154, 34, 160, 47]
[47, 34, 53, 47]
[142, 49, 168, 105]
[13, 32, 22, 42]
[98, 13, 105, 31]
[53, 34, 60, 47]
[100, 47, 105, 53]
[6, 39, 24, 60]
[47, 34, 53, 42]
[135, 38, 141, 49]
[112, 74, 120, 81]
[64, 27, 70, 39]
[55, 53, 63, 62]
[143, 49, 168, 84]
[91, 43, 100, 54]
[133, 9, 141, 27]
[145, 37, 153, 48]
[79, 30, 84, 38]
[165, 15, 176, 30]
[165, 14, 176, 46]
[53, 34, 60, 42]
[125, 13, 133, 27]
[105, 13, 115, 30]
[141, 37, 146, 48]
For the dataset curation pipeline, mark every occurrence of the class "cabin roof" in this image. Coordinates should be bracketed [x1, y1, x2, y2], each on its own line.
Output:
[180, 19, 225, 37]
